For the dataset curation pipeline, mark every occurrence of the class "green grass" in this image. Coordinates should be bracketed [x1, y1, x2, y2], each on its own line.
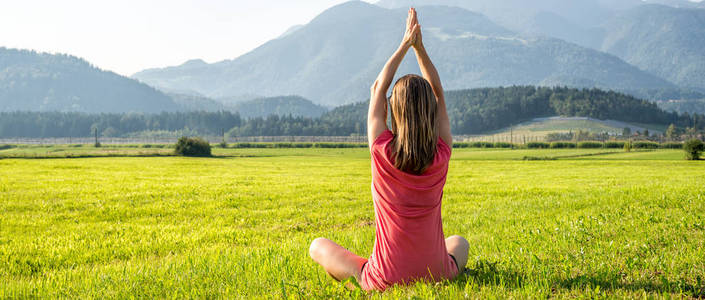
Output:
[1, 148, 703, 298]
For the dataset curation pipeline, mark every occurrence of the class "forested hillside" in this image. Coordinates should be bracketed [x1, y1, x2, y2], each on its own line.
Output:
[232, 96, 328, 118]
[3, 87, 702, 138]
[0, 111, 242, 138]
[0, 48, 177, 113]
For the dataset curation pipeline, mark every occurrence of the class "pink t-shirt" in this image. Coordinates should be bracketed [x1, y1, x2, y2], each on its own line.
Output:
[359, 130, 457, 291]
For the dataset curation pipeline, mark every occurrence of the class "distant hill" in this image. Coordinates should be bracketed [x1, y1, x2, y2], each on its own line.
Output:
[2, 86, 702, 138]
[319, 86, 699, 135]
[0, 47, 177, 113]
[232, 96, 328, 118]
[599, 5, 705, 90]
[489, 116, 664, 139]
[169, 93, 327, 118]
[133, 2, 674, 107]
[168, 93, 226, 112]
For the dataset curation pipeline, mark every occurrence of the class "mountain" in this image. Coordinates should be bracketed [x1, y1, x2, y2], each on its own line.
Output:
[643, 0, 705, 9]
[376, 0, 613, 32]
[377, 0, 705, 93]
[599, 5, 705, 90]
[134, 1, 674, 107]
[0, 47, 177, 113]
[377, 0, 704, 34]
[170, 93, 328, 118]
[168, 92, 226, 112]
[232, 96, 328, 118]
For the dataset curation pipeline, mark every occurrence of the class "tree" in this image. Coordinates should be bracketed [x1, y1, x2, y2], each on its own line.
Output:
[683, 139, 704, 160]
[622, 127, 632, 137]
[665, 124, 677, 141]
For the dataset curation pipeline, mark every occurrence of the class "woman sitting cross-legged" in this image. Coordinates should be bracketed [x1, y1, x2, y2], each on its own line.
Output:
[309, 7, 469, 291]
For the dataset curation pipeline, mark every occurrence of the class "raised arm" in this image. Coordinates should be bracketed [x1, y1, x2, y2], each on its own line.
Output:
[368, 9, 421, 147]
[410, 9, 452, 146]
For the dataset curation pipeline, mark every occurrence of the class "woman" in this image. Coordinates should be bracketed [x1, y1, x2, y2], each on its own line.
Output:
[309, 8, 469, 291]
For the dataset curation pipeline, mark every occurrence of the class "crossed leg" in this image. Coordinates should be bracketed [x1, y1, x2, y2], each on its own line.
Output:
[445, 235, 469, 273]
[310, 236, 469, 281]
[309, 238, 367, 281]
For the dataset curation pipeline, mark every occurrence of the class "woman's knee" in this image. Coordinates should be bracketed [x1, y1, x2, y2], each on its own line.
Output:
[309, 237, 329, 261]
[446, 235, 469, 250]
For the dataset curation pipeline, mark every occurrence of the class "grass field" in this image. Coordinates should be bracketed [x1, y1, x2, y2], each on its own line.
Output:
[1, 147, 704, 298]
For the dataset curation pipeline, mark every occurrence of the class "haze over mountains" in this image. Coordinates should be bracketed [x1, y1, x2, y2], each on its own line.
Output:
[134, 1, 692, 107]
[0, 47, 177, 113]
[1, 0, 704, 115]
[378, 0, 705, 89]
[0, 48, 327, 117]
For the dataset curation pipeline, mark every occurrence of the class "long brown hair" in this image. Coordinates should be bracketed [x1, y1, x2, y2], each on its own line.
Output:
[389, 74, 438, 175]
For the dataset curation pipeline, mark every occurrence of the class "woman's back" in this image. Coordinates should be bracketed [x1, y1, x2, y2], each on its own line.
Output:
[308, 8, 467, 292]
[360, 130, 457, 291]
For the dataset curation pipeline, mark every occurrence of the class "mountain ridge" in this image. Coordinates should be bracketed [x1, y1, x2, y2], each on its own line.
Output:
[132, 1, 675, 107]
[0, 47, 177, 113]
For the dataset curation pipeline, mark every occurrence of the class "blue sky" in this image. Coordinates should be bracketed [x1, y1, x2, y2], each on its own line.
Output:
[0, 0, 373, 76]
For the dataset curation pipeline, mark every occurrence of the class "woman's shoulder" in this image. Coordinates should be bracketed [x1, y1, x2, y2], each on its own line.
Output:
[371, 130, 394, 150]
[435, 136, 452, 162]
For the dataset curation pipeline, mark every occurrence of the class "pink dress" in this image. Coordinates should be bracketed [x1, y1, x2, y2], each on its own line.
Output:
[359, 130, 458, 291]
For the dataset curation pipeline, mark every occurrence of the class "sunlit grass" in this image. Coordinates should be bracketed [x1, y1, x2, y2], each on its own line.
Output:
[0, 148, 703, 298]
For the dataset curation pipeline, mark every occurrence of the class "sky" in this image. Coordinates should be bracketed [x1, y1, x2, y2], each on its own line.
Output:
[0, 0, 373, 76]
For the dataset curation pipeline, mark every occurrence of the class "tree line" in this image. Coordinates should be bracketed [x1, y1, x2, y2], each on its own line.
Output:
[1, 86, 703, 138]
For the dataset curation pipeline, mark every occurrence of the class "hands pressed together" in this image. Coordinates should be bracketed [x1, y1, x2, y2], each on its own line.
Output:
[369, 7, 450, 146]
[401, 8, 423, 51]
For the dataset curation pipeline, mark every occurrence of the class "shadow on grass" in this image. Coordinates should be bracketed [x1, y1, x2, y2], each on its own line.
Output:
[450, 260, 704, 298]
[556, 273, 704, 298]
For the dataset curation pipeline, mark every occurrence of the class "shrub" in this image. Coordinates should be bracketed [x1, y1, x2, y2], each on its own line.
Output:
[527, 142, 550, 149]
[624, 141, 632, 152]
[94, 142, 101, 148]
[141, 144, 153, 148]
[494, 142, 513, 148]
[550, 142, 576, 149]
[453, 143, 471, 148]
[577, 141, 604, 149]
[0, 144, 15, 150]
[684, 139, 704, 160]
[604, 141, 626, 149]
[632, 141, 659, 149]
[69, 144, 83, 148]
[218, 141, 228, 148]
[470, 142, 494, 148]
[174, 137, 212, 157]
[660, 142, 683, 149]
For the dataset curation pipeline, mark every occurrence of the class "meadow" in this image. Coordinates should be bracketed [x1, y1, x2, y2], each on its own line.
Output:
[0, 146, 703, 298]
